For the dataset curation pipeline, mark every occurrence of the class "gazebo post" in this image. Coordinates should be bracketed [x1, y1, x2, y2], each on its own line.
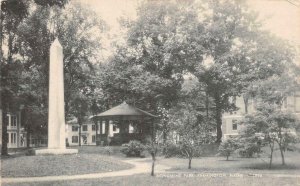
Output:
[95, 119, 98, 146]
[99, 119, 102, 146]
[105, 119, 109, 145]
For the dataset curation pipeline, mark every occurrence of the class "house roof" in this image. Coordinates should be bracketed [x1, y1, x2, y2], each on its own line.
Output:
[90, 101, 157, 120]
[66, 116, 92, 125]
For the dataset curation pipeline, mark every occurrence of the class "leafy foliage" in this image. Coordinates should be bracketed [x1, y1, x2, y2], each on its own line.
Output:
[239, 103, 300, 168]
[218, 137, 238, 160]
[120, 140, 145, 157]
[168, 98, 215, 169]
[1, 0, 106, 152]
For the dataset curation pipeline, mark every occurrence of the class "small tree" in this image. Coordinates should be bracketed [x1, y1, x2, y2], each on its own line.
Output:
[236, 136, 262, 158]
[169, 101, 215, 169]
[268, 110, 299, 165]
[239, 103, 300, 168]
[218, 138, 238, 160]
[145, 141, 161, 176]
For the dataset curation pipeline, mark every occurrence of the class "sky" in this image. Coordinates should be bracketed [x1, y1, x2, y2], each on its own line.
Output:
[78, 0, 300, 58]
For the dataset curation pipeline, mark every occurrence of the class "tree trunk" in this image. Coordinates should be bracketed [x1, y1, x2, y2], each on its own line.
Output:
[78, 124, 81, 146]
[269, 141, 274, 169]
[0, 10, 8, 156]
[215, 95, 222, 143]
[280, 147, 285, 165]
[188, 158, 192, 169]
[0, 5, 3, 156]
[151, 153, 155, 176]
[1, 110, 8, 155]
[226, 155, 229, 161]
[26, 127, 30, 148]
[243, 96, 248, 114]
[206, 90, 209, 119]
[277, 130, 285, 165]
[163, 121, 167, 144]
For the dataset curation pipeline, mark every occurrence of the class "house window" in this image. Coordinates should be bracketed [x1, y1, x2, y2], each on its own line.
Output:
[82, 125, 88, 131]
[295, 97, 300, 112]
[232, 120, 237, 131]
[10, 133, 17, 144]
[72, 126, 78, 131]
[92, 124, 96, 131]
[92, 135, 96, 143]
[72, 136, 78, 143]
[11, 115, 17, 128]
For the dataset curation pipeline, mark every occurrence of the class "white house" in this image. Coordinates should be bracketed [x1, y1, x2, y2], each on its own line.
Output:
[222, 92, 300, 139]
[6, 112, 27, 148]
[66, 119, 122, 146]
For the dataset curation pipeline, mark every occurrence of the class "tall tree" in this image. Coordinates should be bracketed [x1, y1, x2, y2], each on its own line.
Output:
[101, 1, 206, 143]
[2, 0, 103, 150]
[191, 0, 294, 142]
[0, 0, 69, 155]
[1, 0, 30, 155]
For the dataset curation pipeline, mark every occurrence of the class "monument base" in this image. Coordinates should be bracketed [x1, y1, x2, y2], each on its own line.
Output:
[34, 148, 78, 155]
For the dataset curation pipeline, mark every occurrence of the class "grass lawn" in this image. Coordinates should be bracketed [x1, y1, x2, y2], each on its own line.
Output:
[74, 146, 126, 158]
[1, 150, 133, 178]
[2, 145, 300, 186]
[157, 149, 300, 175]
[3, 174, 300, 186]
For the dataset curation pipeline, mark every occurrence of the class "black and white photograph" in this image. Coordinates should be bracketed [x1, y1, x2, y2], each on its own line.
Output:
[0, 0, 300, 185]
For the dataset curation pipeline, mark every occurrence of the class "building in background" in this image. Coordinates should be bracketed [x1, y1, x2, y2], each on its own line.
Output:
[6, 112, 27, 148]
[222, 92, 300, 139]
[66, 118, 121, 146]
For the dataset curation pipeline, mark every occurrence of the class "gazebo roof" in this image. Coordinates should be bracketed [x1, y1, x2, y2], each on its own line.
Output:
[91, 102, 157, 120]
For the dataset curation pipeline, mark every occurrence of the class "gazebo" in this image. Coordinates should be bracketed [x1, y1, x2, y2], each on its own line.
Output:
[91, 102, 157, 145]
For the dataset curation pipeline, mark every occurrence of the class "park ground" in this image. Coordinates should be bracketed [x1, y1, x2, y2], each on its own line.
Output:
[1, 146, 300, 186]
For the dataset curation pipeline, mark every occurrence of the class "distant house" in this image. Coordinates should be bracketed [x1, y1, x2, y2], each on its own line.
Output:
[222, 92, 300, 139]
[66, 117, 140, 146]
[6, 112, 27, 148]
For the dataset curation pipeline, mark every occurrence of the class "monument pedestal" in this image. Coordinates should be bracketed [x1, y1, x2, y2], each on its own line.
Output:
[34, 148, 78, 155]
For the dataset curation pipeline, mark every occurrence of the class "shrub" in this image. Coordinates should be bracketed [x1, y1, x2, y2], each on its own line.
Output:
[236, 137, 262, 158]
[218, 138, 238, 160]
[120, 140, 145, 157]
[25, 149, 35, 156]
[163, 142, 182, 158]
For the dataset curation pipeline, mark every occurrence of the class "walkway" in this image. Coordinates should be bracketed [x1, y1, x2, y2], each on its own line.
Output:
[1, 158, 171, 184]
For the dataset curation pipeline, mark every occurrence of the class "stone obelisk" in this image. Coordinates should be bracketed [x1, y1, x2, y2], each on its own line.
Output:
[35, 39, 77, 155]
[48, 39, 66, 149]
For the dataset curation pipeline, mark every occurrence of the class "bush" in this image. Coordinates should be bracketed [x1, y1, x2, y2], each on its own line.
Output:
[25, 149, 35, 156]
[218, 138, 238, 160]
[236, 137, 262, 158]
[163, 142, 182, 158]
[120, 140, 145, 157]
